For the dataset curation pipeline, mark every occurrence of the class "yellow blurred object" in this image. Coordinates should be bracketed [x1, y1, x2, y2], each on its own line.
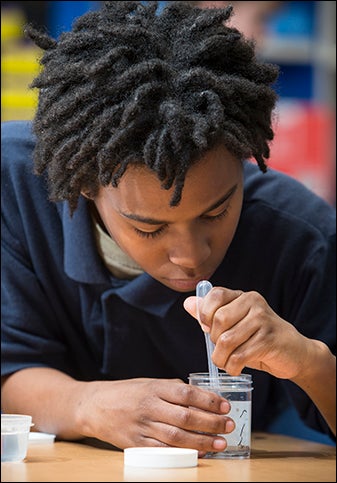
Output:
[1, 5, 42, 122]
[1, 89, 38, 108]
[2, 49, 41, 75]
[1, 8, 26, 42]
[1, 89, 39, 121]
[1, 47, 41, 121]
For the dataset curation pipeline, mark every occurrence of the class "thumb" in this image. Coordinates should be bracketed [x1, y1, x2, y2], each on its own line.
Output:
[183, 296, 210, 332]
[183, 296, 197, 318]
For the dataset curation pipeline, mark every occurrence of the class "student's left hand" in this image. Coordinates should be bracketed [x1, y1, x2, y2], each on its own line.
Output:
[183, 286, 312, 380]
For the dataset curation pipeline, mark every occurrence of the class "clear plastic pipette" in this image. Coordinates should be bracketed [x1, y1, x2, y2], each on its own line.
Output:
[196, 280, 219, 379]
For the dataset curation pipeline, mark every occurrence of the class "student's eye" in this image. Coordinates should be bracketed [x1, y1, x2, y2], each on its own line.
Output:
[134, 226, 167, 239]
[203, 207, 230, 222]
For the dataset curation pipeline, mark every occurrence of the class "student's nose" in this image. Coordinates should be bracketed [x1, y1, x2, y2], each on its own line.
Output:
[168, 228, 211, 269]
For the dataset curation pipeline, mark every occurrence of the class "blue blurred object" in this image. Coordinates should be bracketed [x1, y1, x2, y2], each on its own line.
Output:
[266, 1, 316, 37]
[275, 64, 313, 99]
[47, 1, 100, 37]
[263, 1, 317, 100]
[267, 405, 335, 446]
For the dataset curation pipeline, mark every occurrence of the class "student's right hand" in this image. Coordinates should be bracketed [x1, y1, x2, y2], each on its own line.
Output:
[75, 377, 235, 456]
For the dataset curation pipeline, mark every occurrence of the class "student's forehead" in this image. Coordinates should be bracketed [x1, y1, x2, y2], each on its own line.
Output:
[102, 145, 241, 206]
[110, 146, 236, 187]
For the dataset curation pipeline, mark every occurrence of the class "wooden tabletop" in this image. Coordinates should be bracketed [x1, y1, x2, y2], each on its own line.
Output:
[1, 432, 336, 482]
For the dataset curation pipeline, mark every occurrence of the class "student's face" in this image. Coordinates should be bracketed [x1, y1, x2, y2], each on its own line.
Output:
[93, 144, 244, 292]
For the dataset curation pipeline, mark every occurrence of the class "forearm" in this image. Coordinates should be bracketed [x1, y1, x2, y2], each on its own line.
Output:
[1, 367, 89, 440]
[291, 339, 336, 436]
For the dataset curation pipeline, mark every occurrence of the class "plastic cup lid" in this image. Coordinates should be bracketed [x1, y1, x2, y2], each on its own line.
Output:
[1, 414, 33, 432]
[28, 432, 56, 444]
[124, 447, 198, 468]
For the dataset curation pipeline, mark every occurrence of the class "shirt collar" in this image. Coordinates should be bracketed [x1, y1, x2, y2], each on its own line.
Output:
[62, 197, 110, 284]
[61, 197, 182, 316]
[114, 273, 182, 316]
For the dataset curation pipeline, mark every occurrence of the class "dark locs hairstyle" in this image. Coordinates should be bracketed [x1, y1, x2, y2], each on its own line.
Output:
[25, 0, 279, 215]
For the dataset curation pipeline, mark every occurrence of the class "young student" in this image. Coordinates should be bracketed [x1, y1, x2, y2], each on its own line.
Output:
[1, 1, 335, 454]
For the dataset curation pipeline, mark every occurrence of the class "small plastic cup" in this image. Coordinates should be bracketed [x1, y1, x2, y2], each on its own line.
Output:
[189, 372, 253, 459]
[1, 414, 33, 462]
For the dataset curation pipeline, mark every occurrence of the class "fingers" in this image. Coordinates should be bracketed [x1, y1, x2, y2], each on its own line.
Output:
[199, 286, 244, 328]
[183, 286, 244, 331]
[210, 292, 262, 363]
[162, 380, 230, 415]
[184, 288, 274, 375]
[159, 406, 235, 436]
[214, 330, 261, 375]
[139, 420, 234, 453]
[124, 380, 236, 454]
[155, 384, 234, 434]
[209, 291, 268, 372]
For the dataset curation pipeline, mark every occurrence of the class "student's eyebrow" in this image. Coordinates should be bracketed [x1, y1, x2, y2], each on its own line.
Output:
[120, 184, 238, 225]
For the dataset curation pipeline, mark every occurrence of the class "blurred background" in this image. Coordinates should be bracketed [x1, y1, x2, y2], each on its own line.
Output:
[1, 1, 336, 205]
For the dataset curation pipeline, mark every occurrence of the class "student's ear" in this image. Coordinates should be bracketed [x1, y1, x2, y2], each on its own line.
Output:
[80, 190, 94, 200]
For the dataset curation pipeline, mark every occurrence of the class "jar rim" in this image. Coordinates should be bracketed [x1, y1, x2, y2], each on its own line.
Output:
[188, 372, 252, 382]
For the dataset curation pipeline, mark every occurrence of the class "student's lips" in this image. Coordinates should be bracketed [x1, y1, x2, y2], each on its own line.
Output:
[167, 276, 212, 292]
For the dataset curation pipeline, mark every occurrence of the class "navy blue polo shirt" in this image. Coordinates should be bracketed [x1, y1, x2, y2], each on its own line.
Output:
[1, 120, 336, 439]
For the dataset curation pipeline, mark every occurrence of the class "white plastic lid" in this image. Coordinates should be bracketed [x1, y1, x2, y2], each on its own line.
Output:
[28, 432, 56, 444]
[124, 447, 198, 468]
